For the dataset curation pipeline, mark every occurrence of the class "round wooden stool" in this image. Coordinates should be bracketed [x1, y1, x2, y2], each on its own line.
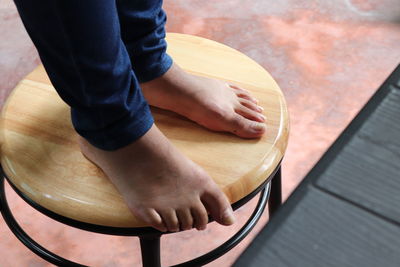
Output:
[0, 33, 289, 267]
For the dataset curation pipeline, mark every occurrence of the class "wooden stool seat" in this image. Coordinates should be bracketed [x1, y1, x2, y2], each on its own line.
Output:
[0, 33, 289, 229]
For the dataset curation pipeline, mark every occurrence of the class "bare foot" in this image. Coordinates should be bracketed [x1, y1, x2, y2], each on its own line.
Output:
[141, 62, 266, 138]
[78, 124, 235, 232]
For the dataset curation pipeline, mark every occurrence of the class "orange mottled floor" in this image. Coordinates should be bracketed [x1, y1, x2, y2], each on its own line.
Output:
[1, 0, 400, 266]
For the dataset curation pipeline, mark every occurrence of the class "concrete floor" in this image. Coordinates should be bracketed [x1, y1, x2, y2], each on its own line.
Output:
[1, 0, 400, 266]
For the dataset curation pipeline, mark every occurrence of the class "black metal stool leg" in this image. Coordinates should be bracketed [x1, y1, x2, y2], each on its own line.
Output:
[268, 166, 282, 216]
[139, 234, 162, 267]
[171, 183, 270, 267]
[0, 175, 86, 267]
[1, 161, 280, 266]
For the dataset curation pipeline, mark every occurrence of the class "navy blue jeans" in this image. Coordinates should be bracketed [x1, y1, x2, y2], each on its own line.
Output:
[13, 0, 173, 150]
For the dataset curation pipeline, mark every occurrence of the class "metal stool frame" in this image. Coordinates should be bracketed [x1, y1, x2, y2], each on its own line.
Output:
[0, 163, 282, 267]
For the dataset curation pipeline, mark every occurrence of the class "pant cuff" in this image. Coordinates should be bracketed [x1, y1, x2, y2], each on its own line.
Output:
[132, 52, 173, 83]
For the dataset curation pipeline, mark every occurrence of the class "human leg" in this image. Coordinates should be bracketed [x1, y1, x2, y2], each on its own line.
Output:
[116, 0, 267, 137]
[13, 0, 153, 151]
[116, 0, 173, 83]
[13, 0, 235, 232]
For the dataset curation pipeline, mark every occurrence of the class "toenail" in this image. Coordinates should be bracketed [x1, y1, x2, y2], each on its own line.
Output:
[222, 208, 236, 225]
[259, 114, 266, 121]
[258, 105, 264, 111]
[252, 123, 266, 132]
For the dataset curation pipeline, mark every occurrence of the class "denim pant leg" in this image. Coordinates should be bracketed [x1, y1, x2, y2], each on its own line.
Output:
[13, 0, 154, 150]
[116, 0, 173, 83]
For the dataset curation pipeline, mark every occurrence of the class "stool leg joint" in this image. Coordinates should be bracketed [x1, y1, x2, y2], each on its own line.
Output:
[268, 166, 282, 216]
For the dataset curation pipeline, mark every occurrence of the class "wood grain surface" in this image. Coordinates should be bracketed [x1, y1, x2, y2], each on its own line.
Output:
[0, 33, 289, 227]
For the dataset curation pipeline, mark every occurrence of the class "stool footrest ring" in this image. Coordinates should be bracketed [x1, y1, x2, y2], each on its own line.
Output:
[170, 182, 270, 267]
[0, 175, 87, 267]
[0, 164, 278, 267]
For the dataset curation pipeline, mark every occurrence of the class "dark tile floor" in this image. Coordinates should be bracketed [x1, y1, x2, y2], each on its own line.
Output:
[1, 0, 400, 266]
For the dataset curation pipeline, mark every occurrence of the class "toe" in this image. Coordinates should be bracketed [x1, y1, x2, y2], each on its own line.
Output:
[201, 184, 235, 226]
[230, 114, 267, 138]
[238, 98, 263, 113]
[176, 208, 194, 231]
[191, 202, 209, 231]
[134, 208, 167, 232]
[235, 105, 266, 122]
[229, 84, 258, 104]
[160, 209, 180, 232]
